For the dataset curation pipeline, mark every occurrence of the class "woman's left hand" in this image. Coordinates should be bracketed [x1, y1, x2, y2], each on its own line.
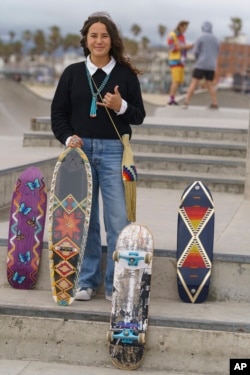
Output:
[97, 85, 122, 112]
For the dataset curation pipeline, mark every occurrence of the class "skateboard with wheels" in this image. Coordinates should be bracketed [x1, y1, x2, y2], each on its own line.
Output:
[48, 147, 92, 306]
[7, 167, 47, 289]
[177, 180, 215, 303]
[107, 223, 154, 370]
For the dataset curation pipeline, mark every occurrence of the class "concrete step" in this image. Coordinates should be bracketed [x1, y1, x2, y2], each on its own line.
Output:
[135, 152, 245, 175]
[23, 131, 246, 159]
[1, 244, 250, 304]
[134, 121, 248, 142]
[131, 135, 246, 158]
[21, 118, 247, 193]
[30, 116, 248, 143]
[31, 116, 52, 131]
[0, 288, 249, 374]
[137, 169, 244, 193]
[23, 131, 61, 147]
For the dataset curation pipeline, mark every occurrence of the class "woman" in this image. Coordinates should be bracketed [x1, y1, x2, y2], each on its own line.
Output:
[51, 12, 145, 301]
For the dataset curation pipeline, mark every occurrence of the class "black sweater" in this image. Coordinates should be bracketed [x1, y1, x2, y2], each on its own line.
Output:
[51, 61, 146, 145]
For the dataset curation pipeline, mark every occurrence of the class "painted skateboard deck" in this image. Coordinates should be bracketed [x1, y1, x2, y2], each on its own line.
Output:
[177, 180, 215, 303]
[7, 167, 47, 289]
[107, 223, 154, 370]
[48, 147, 92, 306]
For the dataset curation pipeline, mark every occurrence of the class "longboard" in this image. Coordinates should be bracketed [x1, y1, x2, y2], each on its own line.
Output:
[7, 167, 47, 289]
[107, 223, 154, 370]
[48, 147, 92, 306]
[177, 180, 215, 303]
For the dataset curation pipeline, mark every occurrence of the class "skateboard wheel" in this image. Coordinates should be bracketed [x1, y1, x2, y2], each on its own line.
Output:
[138, 333, 146, 344]
[144, 253, 152, 264]
[113, 250, 120, 262]
[106, 330, 114, 342]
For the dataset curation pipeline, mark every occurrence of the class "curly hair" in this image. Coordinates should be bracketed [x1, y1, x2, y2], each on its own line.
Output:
[80, 12, 141, 75]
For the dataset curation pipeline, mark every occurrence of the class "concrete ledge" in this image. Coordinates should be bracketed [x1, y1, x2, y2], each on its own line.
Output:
[137, 171, 244, 194]
[23, 132, 62, 147]
[0, 158, 57, 210]
[1, 244, 250, 303]
[0, 310, 249, 374]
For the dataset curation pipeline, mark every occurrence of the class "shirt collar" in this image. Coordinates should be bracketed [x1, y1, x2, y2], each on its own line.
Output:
[86, 55, 116, 76]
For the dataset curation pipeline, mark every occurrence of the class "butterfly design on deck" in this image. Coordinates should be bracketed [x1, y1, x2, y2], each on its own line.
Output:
[26, 178, 40, 191]
[13, 271, 26, 284]
[18, 251, 31, 264]
[19, 202, 32, 216]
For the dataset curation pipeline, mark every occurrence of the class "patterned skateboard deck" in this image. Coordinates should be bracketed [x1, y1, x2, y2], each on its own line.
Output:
[107, 223, 154, 370]
[48, 147, 92, 306]
[177, 180, 215, 303]
[7, 167, 47, 289]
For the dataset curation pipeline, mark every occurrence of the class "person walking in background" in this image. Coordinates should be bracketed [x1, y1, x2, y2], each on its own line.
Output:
[167, 20, 193, 105]
[51, 11, 145, 301]
[183, 21, 220, 109]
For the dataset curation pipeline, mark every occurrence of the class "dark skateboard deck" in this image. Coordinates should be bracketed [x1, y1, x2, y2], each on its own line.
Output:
[48, 147, 92, 306]
[107, 223, 154, 370]
[7, 167, 47, 289]
[177, 180, 215, 303]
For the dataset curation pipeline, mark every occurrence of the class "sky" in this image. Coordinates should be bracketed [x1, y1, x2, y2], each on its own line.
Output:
[1, 0, 250, 45]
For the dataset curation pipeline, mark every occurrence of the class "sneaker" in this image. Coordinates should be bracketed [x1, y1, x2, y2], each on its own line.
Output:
[182, 102, 188, 109]
[75, 287, 96, 301]
[209, 104, 219, 109]
[105, 293, 112, 302]
[168, 100, 178, 106]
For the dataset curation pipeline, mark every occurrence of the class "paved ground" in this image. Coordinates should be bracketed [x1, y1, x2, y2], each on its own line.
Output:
[0, 359, 187, 375]
[0, 78, 250, 374]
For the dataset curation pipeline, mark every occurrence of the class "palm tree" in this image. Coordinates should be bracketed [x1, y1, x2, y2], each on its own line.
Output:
[229, 17, 242, 37]
[47, 26, 62, 60]
[123, 37, 138, 56]
[63, 33, 81, 52]
[0, 42, 12, 63]
[158, 24, 167, 44]
[141, 36, 150, 50]
[22, 30, 33, 51]
[9, 31, 15, 43]
[32, 29, 46, 56]
[131, 24, 142, 40]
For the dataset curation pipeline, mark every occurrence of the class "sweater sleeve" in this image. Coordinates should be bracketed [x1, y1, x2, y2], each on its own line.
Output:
[119, 71, 146, 125]
[51, 67, 74, 145]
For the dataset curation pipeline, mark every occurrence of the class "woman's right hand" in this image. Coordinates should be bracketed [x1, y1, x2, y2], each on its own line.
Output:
[67, 135, 84, 148]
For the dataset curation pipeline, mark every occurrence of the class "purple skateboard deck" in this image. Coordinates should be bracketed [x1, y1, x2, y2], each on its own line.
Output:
[48, 147, 92, 306]
[177, 180, 215, 303]
[7, 167, 47, 289]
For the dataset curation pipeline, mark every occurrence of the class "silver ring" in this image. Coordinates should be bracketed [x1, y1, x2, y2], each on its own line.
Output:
[103, 99, 106, 104]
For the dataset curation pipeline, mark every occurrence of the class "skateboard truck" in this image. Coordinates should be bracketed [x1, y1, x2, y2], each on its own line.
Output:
[107, 329, 145, 345]
[113, 250, 152, 265]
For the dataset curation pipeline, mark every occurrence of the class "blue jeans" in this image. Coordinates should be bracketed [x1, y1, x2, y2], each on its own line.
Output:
[78, 138, 129, 295]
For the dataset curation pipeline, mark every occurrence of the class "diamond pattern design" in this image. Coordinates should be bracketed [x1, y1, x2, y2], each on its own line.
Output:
[177, 181, 215, 303]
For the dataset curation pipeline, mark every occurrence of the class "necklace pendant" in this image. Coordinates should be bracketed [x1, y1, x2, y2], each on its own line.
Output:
[90, 96, 97, 117]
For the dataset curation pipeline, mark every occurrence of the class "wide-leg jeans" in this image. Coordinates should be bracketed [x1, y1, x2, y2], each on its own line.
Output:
[78, 138, 129, 295]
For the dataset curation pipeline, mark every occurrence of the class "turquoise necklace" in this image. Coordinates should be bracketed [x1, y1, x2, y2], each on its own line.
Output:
[85, 63, 110, 117]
